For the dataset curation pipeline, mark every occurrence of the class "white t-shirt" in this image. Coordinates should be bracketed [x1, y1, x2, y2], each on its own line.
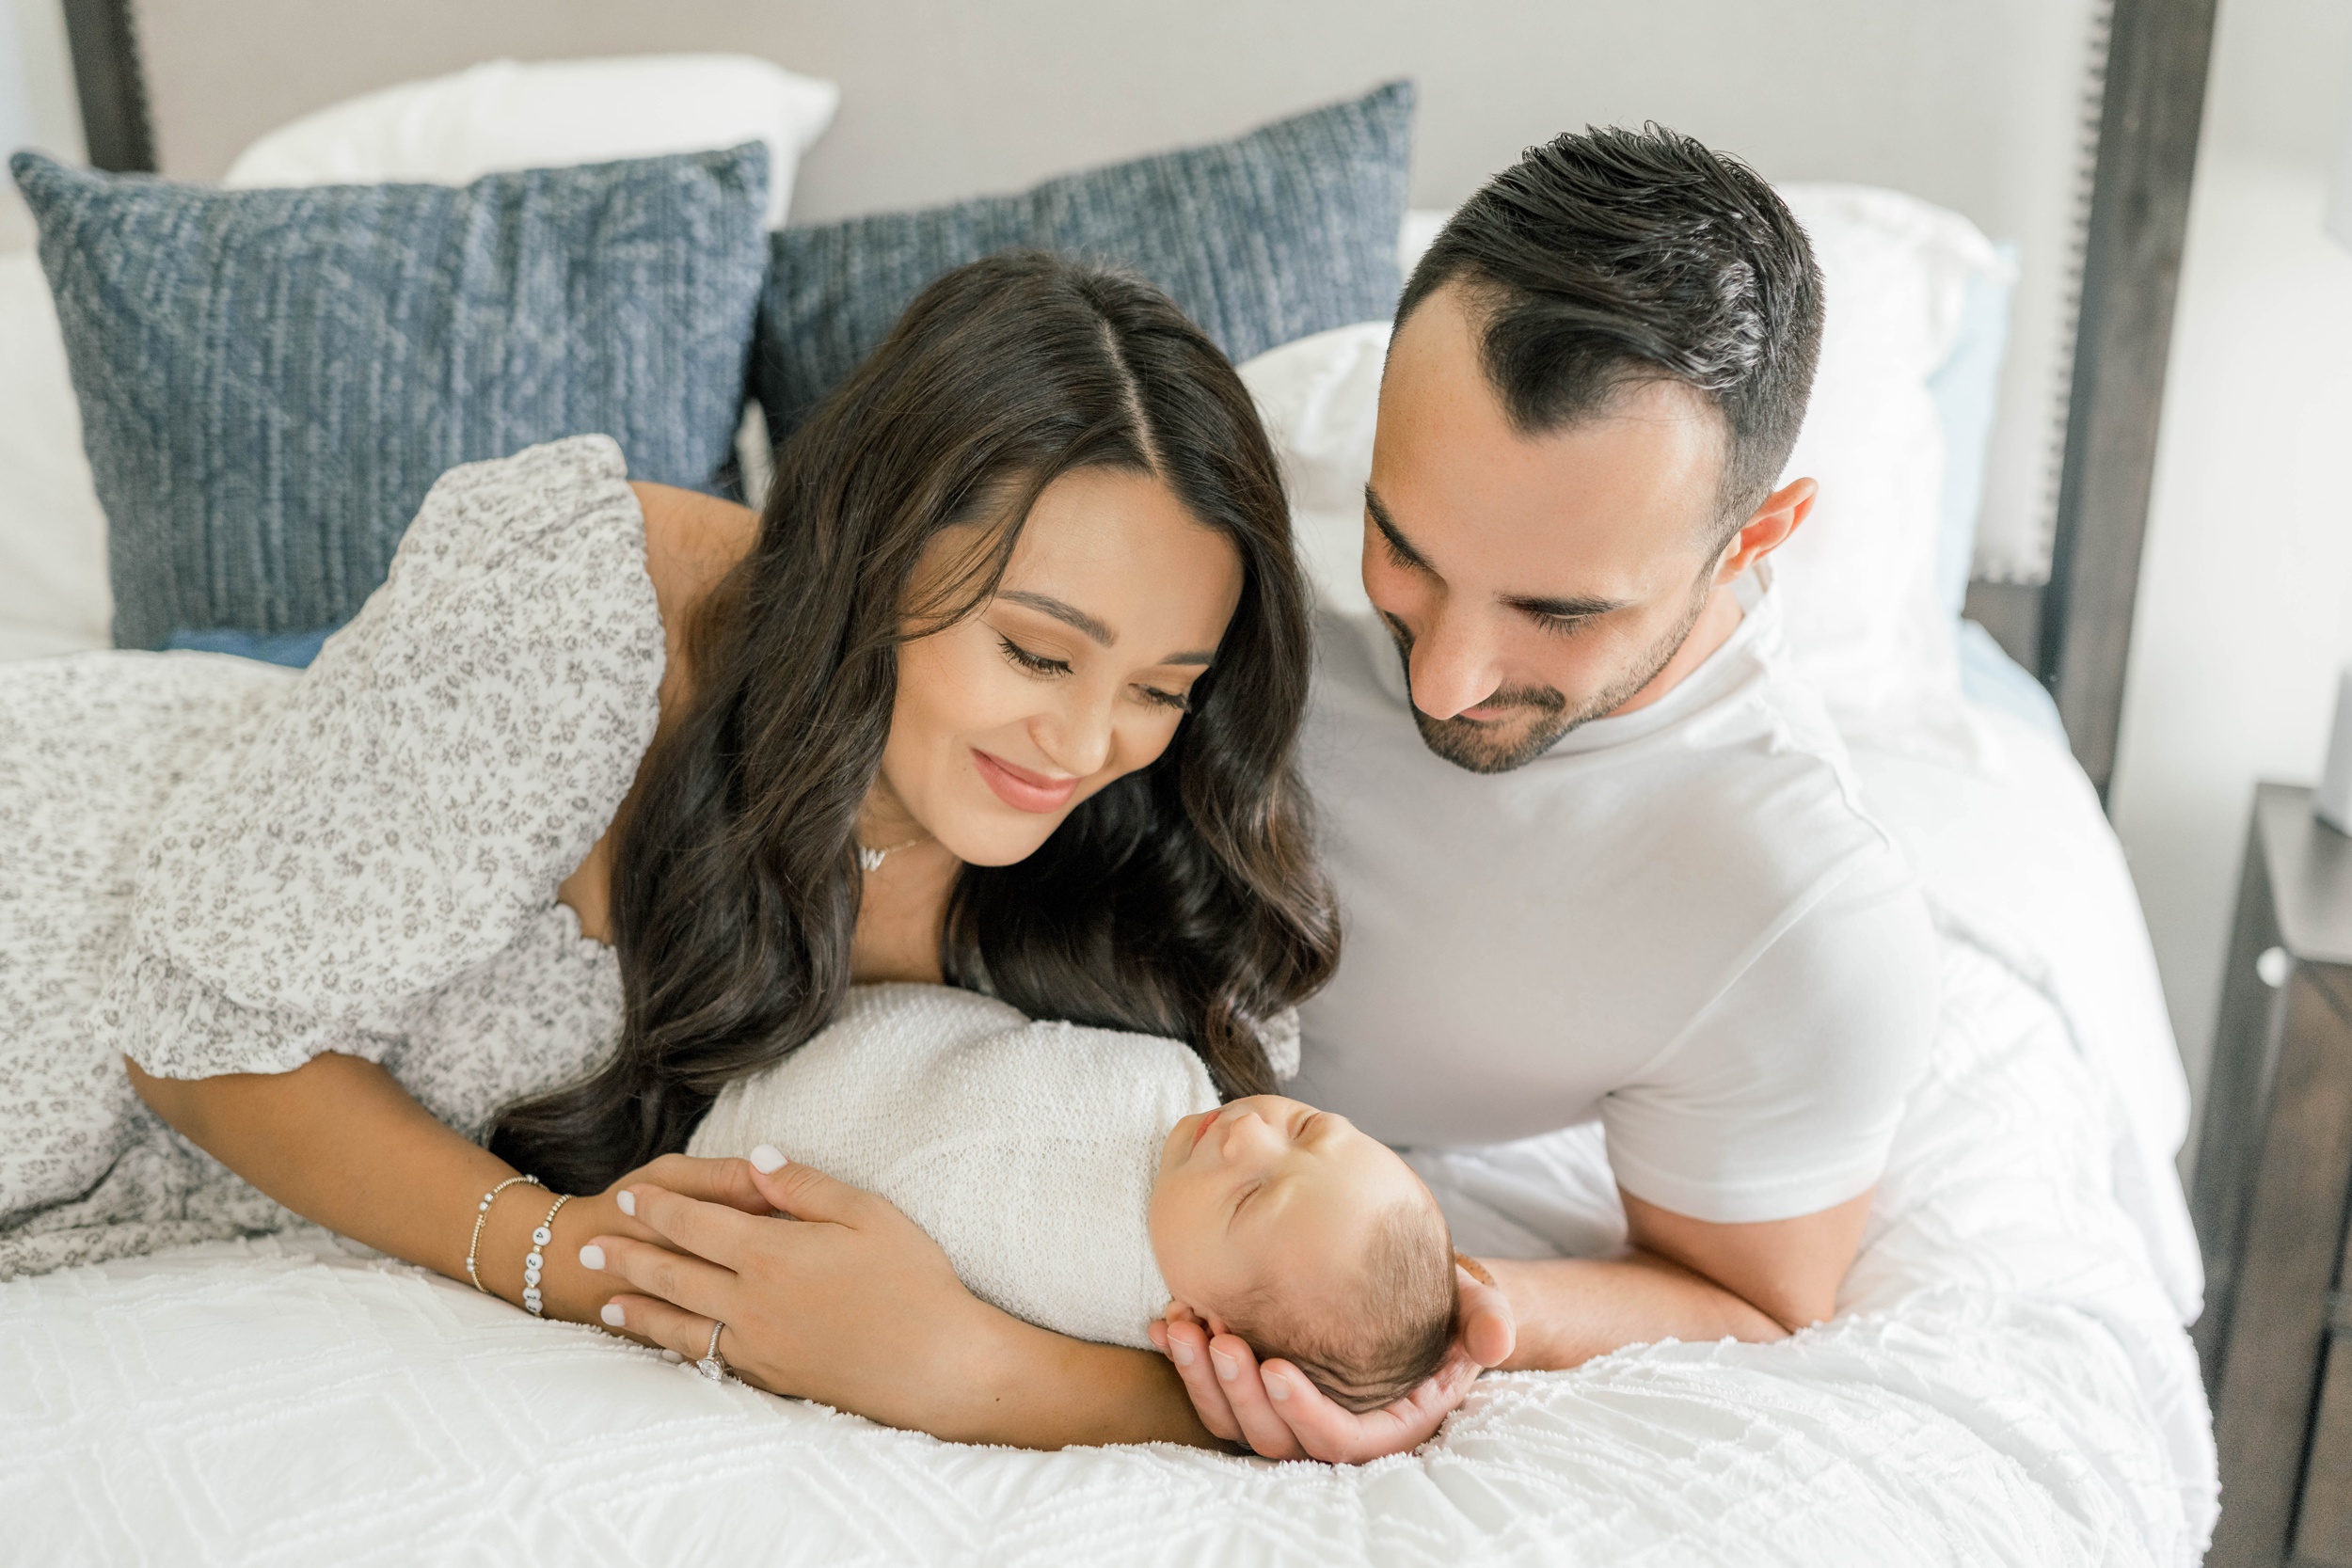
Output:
[1293, 568, 1937, 1225]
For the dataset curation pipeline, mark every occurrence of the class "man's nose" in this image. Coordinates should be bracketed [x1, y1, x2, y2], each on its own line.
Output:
[1407, 611, 1505, 721]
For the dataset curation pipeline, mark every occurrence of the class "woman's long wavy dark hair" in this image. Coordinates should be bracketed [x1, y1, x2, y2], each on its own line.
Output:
[491, 252, 1341, 1193]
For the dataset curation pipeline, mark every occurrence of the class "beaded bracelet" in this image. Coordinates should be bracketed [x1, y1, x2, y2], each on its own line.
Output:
[521, 1192, 572, 1318]
[466, 1174, 544, 1293]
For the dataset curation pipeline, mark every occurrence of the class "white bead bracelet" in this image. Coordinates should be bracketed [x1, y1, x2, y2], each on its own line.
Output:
[521, 1192, 572, 1318]
[466, 1174, 544, 1294]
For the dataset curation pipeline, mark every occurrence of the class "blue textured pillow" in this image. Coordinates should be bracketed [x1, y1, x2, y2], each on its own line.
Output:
[11, 146, 771, 648]
[754, 82, 1414, 442]
[160, 626, 335, 669]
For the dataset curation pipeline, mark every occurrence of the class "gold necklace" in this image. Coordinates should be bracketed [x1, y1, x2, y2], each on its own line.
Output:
[857, 833, 930, 872]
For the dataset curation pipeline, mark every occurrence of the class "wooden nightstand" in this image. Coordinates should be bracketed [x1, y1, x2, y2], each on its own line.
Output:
[2196, 784, 2352, 1567]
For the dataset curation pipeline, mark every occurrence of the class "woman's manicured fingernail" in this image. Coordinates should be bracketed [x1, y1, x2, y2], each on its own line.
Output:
[1212, 1350, 1237, 1383]
[1170, 1339, 1195, 1368]
[750, 1144, 788, 1174]
[661, 1349, 684, 1364]
[579, 1243, 606, 1270]
[599, 1302, 626, 1328]
[1267, 1372, 1290, 1402]
[616, 1190, 637, 1217]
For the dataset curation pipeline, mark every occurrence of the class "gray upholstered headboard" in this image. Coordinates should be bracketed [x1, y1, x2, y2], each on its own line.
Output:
[55, 0, 2217, 799]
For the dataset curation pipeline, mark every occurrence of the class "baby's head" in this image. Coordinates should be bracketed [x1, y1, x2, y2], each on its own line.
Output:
[1149, 1095, 1455, 1412]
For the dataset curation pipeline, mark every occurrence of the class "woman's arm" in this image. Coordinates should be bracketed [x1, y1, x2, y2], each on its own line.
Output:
[587, 1161, 1221, 1450]
[126, 1051, 771, 1323]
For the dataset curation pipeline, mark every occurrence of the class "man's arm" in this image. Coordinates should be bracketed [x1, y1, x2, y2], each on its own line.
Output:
[1488, 1185, 1876, 1368]
[1161, 1187, 1871, 1459]
[1171, 866, 1936, 1456]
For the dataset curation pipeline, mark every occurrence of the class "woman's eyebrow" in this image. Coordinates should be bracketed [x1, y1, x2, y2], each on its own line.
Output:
[1001, 589, 1216, 667]
[999, 590, 1115, 646]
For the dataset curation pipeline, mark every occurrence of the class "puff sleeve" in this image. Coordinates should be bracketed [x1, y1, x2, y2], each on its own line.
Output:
[94, 436, 665, 1080]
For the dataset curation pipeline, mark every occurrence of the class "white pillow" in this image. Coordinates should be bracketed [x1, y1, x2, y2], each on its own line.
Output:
[222, 55, 840, 230]
[1772, 184, 1999, 726]
[1247, 188, 2002, 730]
[1238, 321, 1391, 620]
[1398, 207, 1449, 277]
[0, 250, 112, 662]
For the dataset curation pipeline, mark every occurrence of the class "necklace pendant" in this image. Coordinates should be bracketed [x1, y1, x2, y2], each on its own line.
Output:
[857, 845, 887, 873]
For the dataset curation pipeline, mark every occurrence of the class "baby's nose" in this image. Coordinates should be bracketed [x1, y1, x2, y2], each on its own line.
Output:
[1221, 1112, 1278, 1152]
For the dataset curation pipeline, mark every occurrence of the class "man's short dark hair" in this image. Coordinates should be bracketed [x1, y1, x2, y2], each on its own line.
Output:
[1397, 124, 1825, 533]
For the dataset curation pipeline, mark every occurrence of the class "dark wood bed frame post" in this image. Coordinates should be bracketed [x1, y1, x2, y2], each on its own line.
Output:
[2041, 0, 2219, 801]
[60, 0, 155, 172]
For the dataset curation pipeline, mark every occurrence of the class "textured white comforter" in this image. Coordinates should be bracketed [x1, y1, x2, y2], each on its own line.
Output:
[0, 706, 2215, 1567]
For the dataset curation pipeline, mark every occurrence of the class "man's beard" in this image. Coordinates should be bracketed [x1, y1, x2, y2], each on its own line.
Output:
[1385, 583, 1711, 775]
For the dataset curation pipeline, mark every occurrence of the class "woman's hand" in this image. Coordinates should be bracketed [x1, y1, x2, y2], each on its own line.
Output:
[1146, 1262, 1517, 1462]
[534, 1152, 782, 1325]
[578, 1150, 1018, 1435]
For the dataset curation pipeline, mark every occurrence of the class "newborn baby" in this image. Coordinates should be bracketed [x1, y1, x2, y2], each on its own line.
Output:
[688, 983, 1457, 1411]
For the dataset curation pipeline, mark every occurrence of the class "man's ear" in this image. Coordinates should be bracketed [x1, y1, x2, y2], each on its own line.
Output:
[1712, 476, 1818, 585]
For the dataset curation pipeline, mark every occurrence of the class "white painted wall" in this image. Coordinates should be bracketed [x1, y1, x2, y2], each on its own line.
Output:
[0, 0, 81, 253]
[0, 3, 33, 155]
[2107, 0, 2352, 1163]
[127, 0, 2097, 582]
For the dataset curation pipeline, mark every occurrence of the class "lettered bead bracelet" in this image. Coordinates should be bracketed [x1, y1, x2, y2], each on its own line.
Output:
[522, 1192, 572, 1318]
[466, 1174, 544, 1294]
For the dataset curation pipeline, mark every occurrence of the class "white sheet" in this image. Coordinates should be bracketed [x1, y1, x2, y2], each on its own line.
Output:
[0, 697, 2214, 1566]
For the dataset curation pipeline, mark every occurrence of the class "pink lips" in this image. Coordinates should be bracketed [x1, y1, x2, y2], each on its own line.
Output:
[1188, 1107, 1223, 1150]
[973, 748, 1079, 814]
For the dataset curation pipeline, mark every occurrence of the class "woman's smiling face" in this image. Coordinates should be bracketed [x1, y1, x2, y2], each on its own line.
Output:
[877, 465, 1244, 867]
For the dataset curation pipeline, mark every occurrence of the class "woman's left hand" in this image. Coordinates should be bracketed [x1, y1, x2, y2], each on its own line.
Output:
[581, 1149, 1002, 1428]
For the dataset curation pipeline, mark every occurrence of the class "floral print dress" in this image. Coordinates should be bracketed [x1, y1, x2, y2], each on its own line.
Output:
[0, 436, 662, 1277]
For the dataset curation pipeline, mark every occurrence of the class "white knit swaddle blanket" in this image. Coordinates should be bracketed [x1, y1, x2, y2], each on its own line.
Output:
[687, 983, 1219, 1350]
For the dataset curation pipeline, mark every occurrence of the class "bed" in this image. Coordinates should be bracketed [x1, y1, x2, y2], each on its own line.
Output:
[0, 19, 2218, 1568]
[0, 701, 2212, 1562]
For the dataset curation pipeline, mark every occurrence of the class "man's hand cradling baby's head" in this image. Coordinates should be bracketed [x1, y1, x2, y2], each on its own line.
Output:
[1148, 1095, 1454, 1413]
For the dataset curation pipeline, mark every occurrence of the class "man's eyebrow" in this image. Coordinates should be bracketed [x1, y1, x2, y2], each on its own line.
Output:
[998, 591, 1115, 646]
[1364, 485, 1436, 574]
[1368, 485, 1628, 621]
[1504, 593, 1631, 620]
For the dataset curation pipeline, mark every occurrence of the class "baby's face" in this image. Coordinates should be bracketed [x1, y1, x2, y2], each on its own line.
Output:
[1148, 1094, 1432, 1332]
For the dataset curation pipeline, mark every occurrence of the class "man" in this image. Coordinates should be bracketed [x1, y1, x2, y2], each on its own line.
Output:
[1152, 125, 1939, 1458]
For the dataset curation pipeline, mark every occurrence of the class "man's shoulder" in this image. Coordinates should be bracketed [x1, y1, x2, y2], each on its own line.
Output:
[1305, 603, 1890, 893]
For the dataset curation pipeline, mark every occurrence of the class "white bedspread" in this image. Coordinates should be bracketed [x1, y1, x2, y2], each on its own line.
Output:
[0, 705, 2215, 1567]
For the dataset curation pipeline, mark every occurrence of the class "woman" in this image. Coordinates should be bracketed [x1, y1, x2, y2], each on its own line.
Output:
[0, 253, 1339, 1448]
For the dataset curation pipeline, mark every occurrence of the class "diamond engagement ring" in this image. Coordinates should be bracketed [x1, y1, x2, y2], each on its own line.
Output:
[697, 1321, 728, 1382]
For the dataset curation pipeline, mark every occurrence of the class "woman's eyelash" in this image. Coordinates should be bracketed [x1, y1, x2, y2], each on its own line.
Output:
[997, 636, 1071, 677]
[1375, 522, 1422, 573]
[999, 635, 1192, 712]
